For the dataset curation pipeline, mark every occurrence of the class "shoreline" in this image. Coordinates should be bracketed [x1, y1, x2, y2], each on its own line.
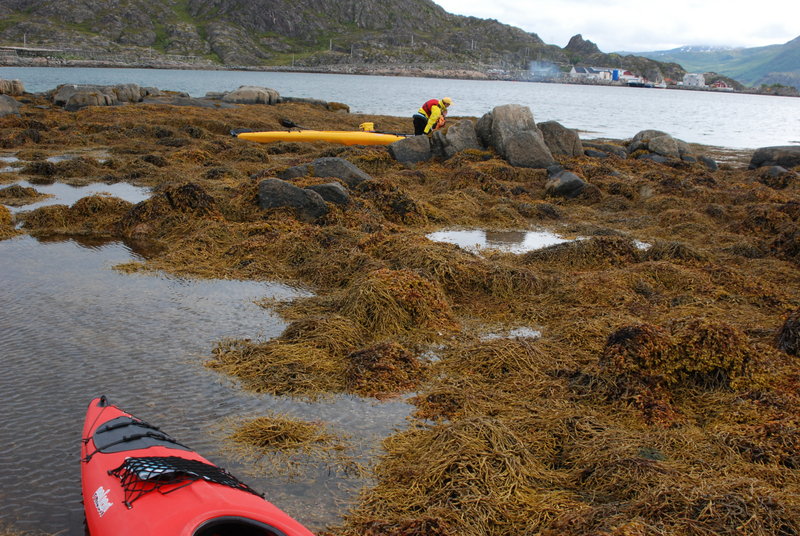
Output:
[1, 56, 797, 98]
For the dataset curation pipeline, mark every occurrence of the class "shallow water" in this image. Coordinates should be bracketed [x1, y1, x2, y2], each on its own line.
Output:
[1, 183, 414, 533]
[427, 228, 572, 253]
[0, 234, 413, 533]
[4, 180, 152, 214]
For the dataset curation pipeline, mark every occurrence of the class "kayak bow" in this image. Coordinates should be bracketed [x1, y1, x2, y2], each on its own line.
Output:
[80, 396, 315, 536]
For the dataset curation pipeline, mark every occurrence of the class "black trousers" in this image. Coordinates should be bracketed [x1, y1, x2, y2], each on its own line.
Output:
[413, 113, 428, 135]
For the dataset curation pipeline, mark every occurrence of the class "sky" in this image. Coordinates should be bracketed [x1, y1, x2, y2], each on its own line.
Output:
[433, 0, 799, 52]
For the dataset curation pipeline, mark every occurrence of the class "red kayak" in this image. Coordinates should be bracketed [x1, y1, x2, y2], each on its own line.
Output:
[80, 396, 315, 536]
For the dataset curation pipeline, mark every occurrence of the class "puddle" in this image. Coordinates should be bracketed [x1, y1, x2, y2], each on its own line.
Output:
[4, 180, 151, 213]
[0, 235, 412, 534]
[427, 228, 573, 254]
[0, 155, 21, 173]
[480, 326, 542, 341]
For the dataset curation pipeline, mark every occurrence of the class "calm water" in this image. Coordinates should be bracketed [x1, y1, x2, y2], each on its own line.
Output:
[427, 228, 572, 253]
[0, 185, 413, 533]
[1, 66, 799, 149]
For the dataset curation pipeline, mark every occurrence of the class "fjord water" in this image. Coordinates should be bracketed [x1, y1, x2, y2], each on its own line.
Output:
[2, 66, 799, 149]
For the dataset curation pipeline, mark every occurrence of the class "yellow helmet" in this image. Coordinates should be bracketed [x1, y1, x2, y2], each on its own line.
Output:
[441, 97, 453, 107]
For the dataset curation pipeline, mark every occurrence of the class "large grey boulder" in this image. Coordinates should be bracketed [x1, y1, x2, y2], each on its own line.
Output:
[628, 130, 697, 162]
[305, 182, 351, 206]
[0, 79, 24, 96]
[278, 157, 372, 187]
[647, 135, 681, 159]
[222, 86, 280, 105]
[0, 95, 21, 117]
[431, 119, 482, 158]
[388, 135, 433, 165]
[538, 120, 583, 157]
[749, 146, 800, 169]
[257, 178, 329, 221]
[545, 169, 588, 198]
[477, 104, 556, 168]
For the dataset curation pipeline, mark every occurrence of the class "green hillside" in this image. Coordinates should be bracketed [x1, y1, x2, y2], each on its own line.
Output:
[631, 36, 800, 87]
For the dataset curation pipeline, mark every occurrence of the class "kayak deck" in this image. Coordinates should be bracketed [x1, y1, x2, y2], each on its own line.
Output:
[80, 396, 315, 536]
[236, 129, 406, 146]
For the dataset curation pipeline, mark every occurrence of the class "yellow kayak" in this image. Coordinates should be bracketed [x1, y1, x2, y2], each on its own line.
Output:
[236, 130, 406, 146]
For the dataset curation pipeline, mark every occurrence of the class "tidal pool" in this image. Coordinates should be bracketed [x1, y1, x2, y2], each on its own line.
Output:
[427, 228, 573, 254]
[0, 235, 412, 534]
[5, 180, 151, 213]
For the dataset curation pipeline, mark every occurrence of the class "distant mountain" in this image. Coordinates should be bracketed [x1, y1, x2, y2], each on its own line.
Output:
[619, 36, 800, 87]
[566, 34, 686, 82]
[0, 0, 680, 82]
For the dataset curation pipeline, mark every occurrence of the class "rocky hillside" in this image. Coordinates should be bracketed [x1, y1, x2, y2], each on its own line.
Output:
[564, 34, 686, 82]
[0, 0, 680, 80]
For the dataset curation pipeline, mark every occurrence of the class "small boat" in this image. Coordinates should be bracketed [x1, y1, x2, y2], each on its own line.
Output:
[80, 396, 315, 536]
[234, 129, 406, 146]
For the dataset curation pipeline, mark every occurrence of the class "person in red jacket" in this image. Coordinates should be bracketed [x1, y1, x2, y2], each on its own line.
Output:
[413, 97, 452, 135]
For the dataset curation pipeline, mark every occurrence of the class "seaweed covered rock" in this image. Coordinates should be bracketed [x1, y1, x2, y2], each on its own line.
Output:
[0, 184, 45, 206]
[602, 318, 754, 387]
[278, 157, 372, 187]
[776, 308, 800, 356]
[22, 195, 133, 236]
[346, 416, 571, 536]
[345, 341, 425, 398]
[0, 94, 21, 117]
[257, 178, 329, 221]
[749, 146, 800, 170]
[0, 204, 18, 240]
[544, 169, 588, 198]
[119, 182, 220, 237]
[522, 236, 640, 269]
[340, 268, 457, 338]
[305, 181, 351, 206]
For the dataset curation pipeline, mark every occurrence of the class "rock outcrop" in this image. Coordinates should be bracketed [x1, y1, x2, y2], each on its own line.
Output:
[0, 94, 21, 116]
[476, 104, 556, 168]
[749, 146, 800, 170]
[305, 182, 351, 205]
[431, 119, 482, 158]
[538, 120, 583, 157]
[545, 167, 589, 198]
[0, 79, 24, 96]
[278, 157, 372, 187]
[257, 178, 329, 221]
[52, 83, 148, 111]
[388, 135, 434, 165]
[221, 86, 280, 105]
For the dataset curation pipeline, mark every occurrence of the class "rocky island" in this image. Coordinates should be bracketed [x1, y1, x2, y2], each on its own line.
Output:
[1, 79, 800, 536]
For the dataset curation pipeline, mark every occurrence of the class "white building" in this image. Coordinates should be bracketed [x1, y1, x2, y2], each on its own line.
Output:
[683, 73, 706, 87]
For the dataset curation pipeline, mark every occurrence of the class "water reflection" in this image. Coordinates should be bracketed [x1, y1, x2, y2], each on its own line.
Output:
[427, 228, 572, 254]
[4, 180, 151, 213]
[0, 235, 412, 533]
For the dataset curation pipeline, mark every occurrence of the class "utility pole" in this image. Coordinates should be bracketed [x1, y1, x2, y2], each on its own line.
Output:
[329, 39, 332, 51]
